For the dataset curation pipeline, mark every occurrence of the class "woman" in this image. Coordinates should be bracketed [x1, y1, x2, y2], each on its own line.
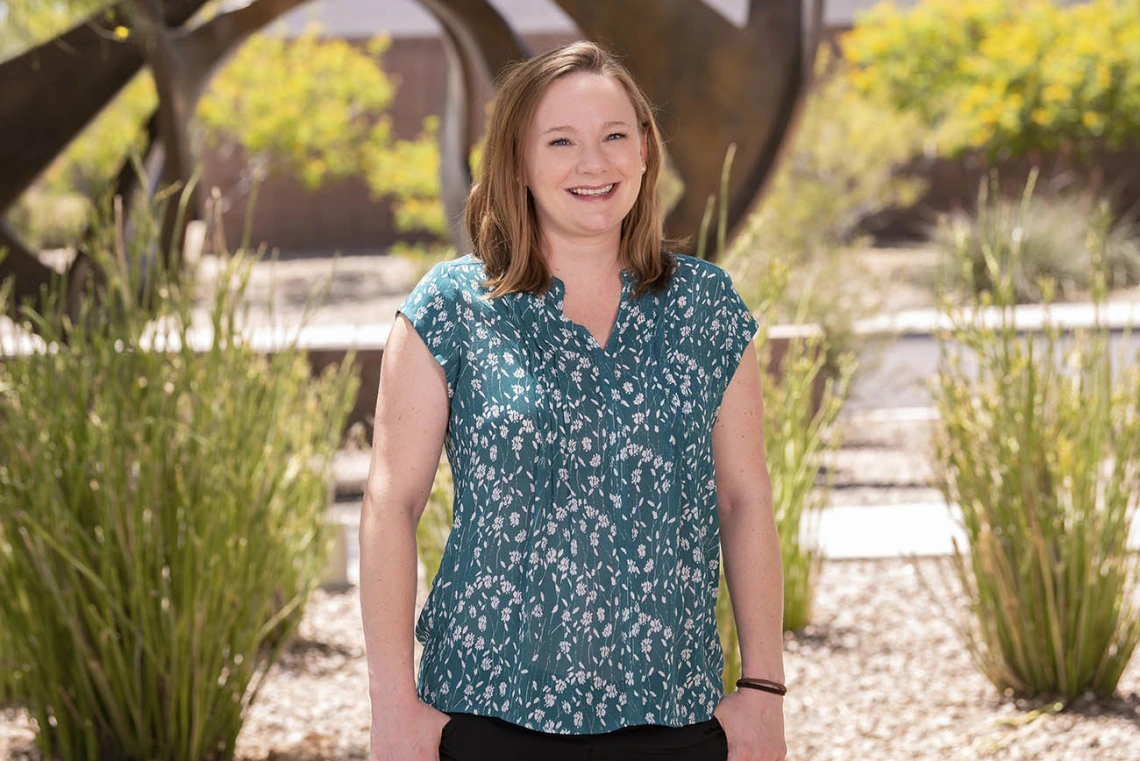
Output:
[360, 40, 787, 761]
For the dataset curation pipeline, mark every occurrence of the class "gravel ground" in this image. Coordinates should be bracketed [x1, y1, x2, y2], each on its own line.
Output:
[3, 557, 1138, 761]
[823, 412, 945, 507]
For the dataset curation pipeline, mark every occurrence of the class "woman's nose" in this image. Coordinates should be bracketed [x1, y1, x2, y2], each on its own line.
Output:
[577, 144, 608, 173]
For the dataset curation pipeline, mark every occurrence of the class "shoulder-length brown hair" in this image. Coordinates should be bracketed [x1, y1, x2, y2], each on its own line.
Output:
[466, 40, 684, 301]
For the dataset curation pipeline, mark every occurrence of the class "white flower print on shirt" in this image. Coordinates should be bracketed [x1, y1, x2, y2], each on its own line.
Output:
[396, 252, 759, 735]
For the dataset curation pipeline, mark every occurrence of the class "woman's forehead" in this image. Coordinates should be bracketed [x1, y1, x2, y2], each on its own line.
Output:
[530, 73, 637, 131]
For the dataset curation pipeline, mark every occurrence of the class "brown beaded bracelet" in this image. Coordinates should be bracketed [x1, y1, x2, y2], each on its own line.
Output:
[736, 677, 787, 696]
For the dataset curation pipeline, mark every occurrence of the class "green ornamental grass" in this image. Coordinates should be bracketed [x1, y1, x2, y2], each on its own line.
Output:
[931, 188, 1140, 304]
[0, 187, 358, 760]
[700, 147, 854, 685]
[928, 168, 1140, 699]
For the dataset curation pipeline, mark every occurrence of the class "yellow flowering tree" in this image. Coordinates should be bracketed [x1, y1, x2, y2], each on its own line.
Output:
[197, 25, 406, 191]
[842, 0, 1140, 162]
[363, 114, 449, 238]
[4, 5, 448, 247]
[0, 0, 110, 57]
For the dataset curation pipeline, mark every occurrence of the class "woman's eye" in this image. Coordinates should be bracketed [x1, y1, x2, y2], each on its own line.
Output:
[548, 133, 626, 147]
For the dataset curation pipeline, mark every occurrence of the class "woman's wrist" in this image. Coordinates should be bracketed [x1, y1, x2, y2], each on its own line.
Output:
[735, 676, 787, 696]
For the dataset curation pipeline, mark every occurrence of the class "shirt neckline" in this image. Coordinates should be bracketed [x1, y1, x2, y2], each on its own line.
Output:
[545, 269, 633, 356]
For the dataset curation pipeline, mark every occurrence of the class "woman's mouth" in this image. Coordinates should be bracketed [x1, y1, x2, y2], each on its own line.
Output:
[567, 182, 618, 200]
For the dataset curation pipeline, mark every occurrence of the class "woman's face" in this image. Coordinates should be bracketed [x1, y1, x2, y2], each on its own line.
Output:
[524, 72, 648, 249]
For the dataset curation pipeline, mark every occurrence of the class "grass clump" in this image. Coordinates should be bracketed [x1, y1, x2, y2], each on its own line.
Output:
[927, 168, 1140, 699]
[0, 186, 358, 760]
[697, 147, 854, 692]
[931, 186, 1140, 303]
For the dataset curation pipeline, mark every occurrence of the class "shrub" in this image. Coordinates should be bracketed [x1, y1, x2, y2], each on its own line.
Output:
[0, 621, 16, 706]
[842, 0, 1140, 162]
[0, 188, 359, 760]
[930, 179, 1140, 303]
[364, 114, 450, 239]
[728, 45, 928, 264]
[712, 262, 855, 685]
[4, 188, 91, 252]
[198, 25, 396, 192]
[0, 264, 9, 707]
[6, 19, 452, 250]
[926, 168, 1140, 698]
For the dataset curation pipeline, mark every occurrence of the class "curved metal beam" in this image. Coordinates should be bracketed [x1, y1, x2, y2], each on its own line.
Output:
[0, 0, 208, 214]
[416, 0, 531, 253]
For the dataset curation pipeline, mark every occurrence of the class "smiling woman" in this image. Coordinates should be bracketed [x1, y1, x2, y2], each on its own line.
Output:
[528, 87, 645, 231]
[461, 40, 683, 303]
[361, 39, 787, 761]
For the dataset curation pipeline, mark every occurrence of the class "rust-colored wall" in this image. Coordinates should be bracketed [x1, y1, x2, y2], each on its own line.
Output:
[861, 142, 1140, 241]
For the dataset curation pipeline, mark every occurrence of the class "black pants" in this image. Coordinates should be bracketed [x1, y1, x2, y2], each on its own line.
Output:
[438, 711, 728, 761]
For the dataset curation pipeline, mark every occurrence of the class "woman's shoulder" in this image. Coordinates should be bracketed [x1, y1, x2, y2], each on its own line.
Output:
[668, 252, 730, 279]
[423, 251, 735, 307]
[409, 254, 485, 301]
[434, 251, 725, 287]
[663, 252, 736, 303]
[442, 252, 483, 274]
[440, 253, 491, 291]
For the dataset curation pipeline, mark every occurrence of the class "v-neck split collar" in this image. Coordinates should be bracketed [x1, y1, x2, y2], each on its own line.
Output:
[543, 268, 635, 356]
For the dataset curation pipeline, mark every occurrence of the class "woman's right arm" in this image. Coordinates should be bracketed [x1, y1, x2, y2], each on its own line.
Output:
[360, 310, 454, 761]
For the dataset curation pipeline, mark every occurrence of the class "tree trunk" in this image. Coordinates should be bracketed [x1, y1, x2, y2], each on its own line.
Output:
[0, 0, 209, 214]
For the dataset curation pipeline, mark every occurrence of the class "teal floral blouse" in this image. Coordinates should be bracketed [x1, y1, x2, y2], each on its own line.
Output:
[395, 252, 759, 735]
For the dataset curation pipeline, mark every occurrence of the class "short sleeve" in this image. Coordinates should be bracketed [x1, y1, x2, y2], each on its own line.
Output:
[707, 267, 759, 415]
[395, 262, 464, 398]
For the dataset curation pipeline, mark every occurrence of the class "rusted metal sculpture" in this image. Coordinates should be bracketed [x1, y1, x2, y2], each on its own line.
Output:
[0, 0, 205, 315]
[0, 0, 821, 332]
[415, 0, 531, 257]
[0, 0, 313, 323]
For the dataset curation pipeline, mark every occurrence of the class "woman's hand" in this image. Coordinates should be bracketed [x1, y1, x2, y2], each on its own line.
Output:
[370, 696, 453, 761]
[713, 689, 788, 761]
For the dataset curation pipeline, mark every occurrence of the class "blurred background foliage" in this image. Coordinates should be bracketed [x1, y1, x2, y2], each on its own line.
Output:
[930, 188, 1140, 303]
[0, 0, 110, 57]
[842, 0, 1140, 162]
[722, 43, 929, 383]
[2, 9, 450, 252]
[197, 27, 398, 193]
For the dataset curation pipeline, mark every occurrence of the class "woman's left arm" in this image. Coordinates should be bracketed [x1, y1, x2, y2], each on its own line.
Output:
[712, 339, 788, 760]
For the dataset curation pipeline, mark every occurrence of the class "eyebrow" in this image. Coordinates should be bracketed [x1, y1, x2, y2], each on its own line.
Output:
[541, 120, 632, 136]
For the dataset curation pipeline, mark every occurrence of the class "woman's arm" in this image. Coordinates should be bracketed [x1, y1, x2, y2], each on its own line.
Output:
[711, 340, 788, 759]
[712, 339, 784, 684]
[359, 312, 453, 755]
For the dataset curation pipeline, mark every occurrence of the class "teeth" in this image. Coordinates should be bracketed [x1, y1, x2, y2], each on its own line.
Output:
[570, 184, 615, 196]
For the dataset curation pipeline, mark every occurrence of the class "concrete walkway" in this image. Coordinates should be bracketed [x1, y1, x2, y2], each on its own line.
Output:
[329, 474, 1140, 589]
